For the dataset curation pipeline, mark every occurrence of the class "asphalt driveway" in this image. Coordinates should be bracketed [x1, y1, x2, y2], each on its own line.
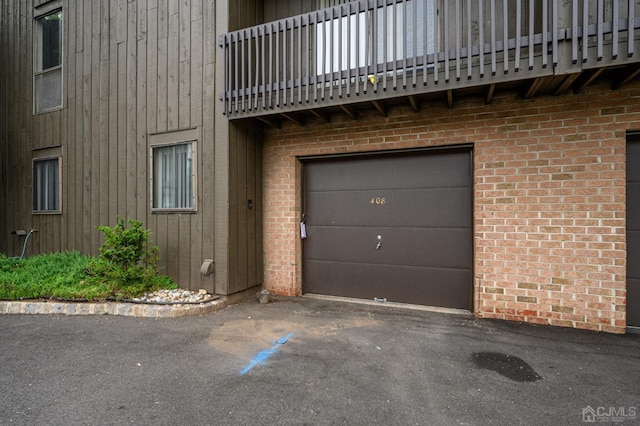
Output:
[1, 296, 638, 425]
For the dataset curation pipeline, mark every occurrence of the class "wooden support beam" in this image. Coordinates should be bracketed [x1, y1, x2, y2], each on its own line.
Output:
[309, 109, 330, 123]
[572, 68, 604, 94]
[256, 116, 281, 129]
[524, 77, 543, 99]
[408, 96, 419, 113]
[613, 64, 640, 90]
[371, 100, 387, 116]
[339, 104, 358, 120]
[281, 113, 305, 127]
[446, 90, 453, 108]
[554, 74, 579, 96]
[485, 84, 496, 105]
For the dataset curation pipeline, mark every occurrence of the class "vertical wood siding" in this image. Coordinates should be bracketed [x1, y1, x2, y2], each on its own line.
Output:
[228, 124, 263, 294]
[226, 0, 265, 294]
[0, 0, 268, 295]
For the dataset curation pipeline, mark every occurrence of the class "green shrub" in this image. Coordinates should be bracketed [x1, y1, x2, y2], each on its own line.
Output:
[0, 252, 93, 300]
[86, 217, 175, 298]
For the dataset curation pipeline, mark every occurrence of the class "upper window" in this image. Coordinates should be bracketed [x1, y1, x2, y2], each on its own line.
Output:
[33, 156, 61, 213]
[150, 129, 198, 212]
[34, 8, 62, 113]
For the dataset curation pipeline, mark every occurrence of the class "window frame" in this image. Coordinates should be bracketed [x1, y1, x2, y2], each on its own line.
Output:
[32, 149, 62, 215]
[33, 3, 63, 114]
[149, 129, 198, 213]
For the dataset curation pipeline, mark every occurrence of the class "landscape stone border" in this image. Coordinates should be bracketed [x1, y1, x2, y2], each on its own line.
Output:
[0, 298, 228, 318]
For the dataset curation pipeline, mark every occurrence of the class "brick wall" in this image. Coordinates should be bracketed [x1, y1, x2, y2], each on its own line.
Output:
[263, 80, 640, 333]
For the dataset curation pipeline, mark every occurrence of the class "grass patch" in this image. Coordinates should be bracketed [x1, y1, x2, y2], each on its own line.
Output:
[0, 251, 176, 301]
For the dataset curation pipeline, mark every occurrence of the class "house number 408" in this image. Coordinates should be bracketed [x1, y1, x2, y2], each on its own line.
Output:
[369, 197, 386, 205]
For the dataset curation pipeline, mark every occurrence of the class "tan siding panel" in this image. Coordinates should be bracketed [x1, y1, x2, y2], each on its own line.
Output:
[178, 0, 190, 129]
[116, 41, 127, 220]
[147, 5, 158, 135]
[108, 3, 119, 228]
[191, 208, 206, 292]
[99, 55, 110, 231]
[178, 214, 191, 287]
[166, 214, 179, 278]
[190, 17, 203, 128]
[137, 35, 148, 221]
[90, 1, 102, 251]
[237, 127, 249, 292]
[228, 125, 239, 293]
[167, 10, 179, 130]
[157, 28, 168, 132]
[126, 1, 138, 220]
[256, 134, 264, 285]
[247, 132, 258, 288]
[155, 214, 169, 276]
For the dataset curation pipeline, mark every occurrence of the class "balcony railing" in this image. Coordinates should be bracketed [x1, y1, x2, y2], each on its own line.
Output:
[219, 0, 640, 118]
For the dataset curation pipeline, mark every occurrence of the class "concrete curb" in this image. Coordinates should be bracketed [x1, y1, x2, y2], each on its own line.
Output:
[0, 298, 228, 318]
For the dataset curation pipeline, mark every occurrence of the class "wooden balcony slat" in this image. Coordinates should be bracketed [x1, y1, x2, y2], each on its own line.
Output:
[268, 23, 273, 109]
[583, 0, 589, 63]
[490, 0, 497, 75]
[413, 0, 418, 86]
[543, 0, 548, 68]
[630, 0, 636, 57]
[234, 32, 239, 113]
[529, 0, 535, 70]
[598, 0, 604, 61]
[613, 0, 619, 59]
[291, 17, 296, 105]
[503, 0, 509, 74]
[479, 0, 485, 77]
[572, 1, 579, 64]
[261, 25, 266, 110]
[552, 0, 558, 67]
[305, 15, 310, 103]
[467, 0, 473, 80]
[432, 0, 439, 83]
[515, 0, 521, 72]
[455, 0, 461, 81]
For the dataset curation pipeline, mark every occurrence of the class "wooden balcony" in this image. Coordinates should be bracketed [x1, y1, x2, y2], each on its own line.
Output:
[219, 0, 640, 125]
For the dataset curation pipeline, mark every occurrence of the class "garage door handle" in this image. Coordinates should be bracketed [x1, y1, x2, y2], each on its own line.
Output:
[376, 242, 382, 250]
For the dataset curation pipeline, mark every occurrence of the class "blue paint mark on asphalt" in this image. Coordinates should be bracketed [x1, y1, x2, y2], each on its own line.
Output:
[240, 333, 294, 375]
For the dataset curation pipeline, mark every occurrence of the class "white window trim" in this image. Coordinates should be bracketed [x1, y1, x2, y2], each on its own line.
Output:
[32, 146, 63, 215]
[34, 1, 63, 114]
[149, 129, 199, 213]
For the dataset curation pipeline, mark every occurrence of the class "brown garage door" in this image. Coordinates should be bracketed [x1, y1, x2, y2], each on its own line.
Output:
[302, 148, 472, 310]
[627, 139, 640, 328]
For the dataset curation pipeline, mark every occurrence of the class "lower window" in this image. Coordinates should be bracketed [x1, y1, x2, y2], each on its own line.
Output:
[152, 142, 195, 210]
[33, 157, 60, 212]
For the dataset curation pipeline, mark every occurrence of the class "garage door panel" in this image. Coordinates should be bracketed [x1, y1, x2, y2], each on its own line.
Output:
[304, 226, 471, 270]
[628, 140, 639, 328]
[628, 142, 640, 181]
[627, 278, 640, 327]
[628, 231, 640, 278]
[628, 183, 640, 229]
[305, 260, 471, 309]
[305, 152, 471, 192]
[306, 187, 471, 228]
